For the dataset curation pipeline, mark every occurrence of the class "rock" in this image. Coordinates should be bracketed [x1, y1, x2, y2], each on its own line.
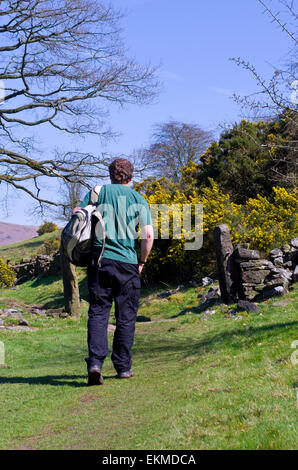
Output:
[200, 286, 220, 302]
[281, 244, 291, 253]
[290, 237, 298, 249]
[283, 261, 292, 269]
[259, 285, 288, 300]
[293, 264, 298, 283]
[0, 318, 4, 326]
[271, 267, 292, 281]
[5, 309, 23, 319]
[238, 260, 275, 270]
[272, 257, 284, 267]
[108, 324, 116, 333]
[201, 277, 214, 286]
[30, 307, 46, 316]
[18, 318, 29, 326]
[265, 278, 289, 288]
[213, 224, 238, 303]
[234, 247, 260, 260]
[269, 248, 283, 259]
[242, 290, 259, 301]
[240, 270, 271, 284]
[236, 300, 260, 312]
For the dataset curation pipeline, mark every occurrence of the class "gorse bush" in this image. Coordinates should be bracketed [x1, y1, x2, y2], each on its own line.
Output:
[42, 237, 60, 255]
[135, 168, 298, 283]
[0, 258, 16, 287]
[37, 222, 58, 236]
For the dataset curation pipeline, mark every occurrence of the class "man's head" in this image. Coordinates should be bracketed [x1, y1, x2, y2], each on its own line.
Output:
[109, 158, 134, 184]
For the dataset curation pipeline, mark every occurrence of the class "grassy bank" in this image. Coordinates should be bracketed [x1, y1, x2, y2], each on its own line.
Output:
[0, 230, 61, 264]
[0, 277, 297, 449]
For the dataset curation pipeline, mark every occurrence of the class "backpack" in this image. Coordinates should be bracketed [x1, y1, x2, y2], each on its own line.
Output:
[61, 185, 106, 267]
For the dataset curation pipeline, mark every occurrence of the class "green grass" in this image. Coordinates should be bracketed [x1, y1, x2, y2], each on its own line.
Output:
[0, 230, 61, 264]
[0, 275, 297, 450]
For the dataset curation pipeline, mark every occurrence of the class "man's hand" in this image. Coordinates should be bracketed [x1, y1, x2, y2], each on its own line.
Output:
[138, 262, 145, 275]
[72, 206, 82, 215]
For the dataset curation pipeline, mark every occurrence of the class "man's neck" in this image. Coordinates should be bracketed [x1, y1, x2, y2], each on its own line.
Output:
[111, 181, 131, 187]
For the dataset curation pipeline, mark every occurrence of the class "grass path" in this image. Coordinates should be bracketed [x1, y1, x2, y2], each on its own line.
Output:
[0, 282, 297, 450]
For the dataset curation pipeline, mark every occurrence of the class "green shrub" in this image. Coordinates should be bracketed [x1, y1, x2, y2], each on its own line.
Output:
[0, 258, 16, 287]
[37, 221, 58, 236]
[42, 237, 60, 255]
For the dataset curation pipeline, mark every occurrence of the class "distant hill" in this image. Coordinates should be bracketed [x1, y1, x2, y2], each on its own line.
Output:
[0, 228, 61, 264]
[0, 221, 38, 246]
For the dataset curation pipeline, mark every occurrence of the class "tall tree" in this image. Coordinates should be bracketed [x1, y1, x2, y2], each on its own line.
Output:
[0, 0, 159, 210]
[136, 120, 213, 182]
[197, 118, 295, 204]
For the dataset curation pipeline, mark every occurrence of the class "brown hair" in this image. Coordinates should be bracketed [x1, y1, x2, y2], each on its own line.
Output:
[109, 158, 134, 184]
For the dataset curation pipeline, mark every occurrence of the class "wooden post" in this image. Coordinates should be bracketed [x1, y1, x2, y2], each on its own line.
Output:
[60, 247, 81, 319]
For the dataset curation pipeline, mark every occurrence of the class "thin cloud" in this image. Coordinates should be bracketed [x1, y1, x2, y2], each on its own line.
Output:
[209, 86, 245, 97]
[162, 70, 185, 81]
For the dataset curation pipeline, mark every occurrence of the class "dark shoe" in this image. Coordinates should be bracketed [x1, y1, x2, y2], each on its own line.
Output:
[88, 367, 104, 386]
[116, 369, 134, 379]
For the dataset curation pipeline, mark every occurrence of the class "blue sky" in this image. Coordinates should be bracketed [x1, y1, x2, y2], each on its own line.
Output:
[1, 0, 292, 225]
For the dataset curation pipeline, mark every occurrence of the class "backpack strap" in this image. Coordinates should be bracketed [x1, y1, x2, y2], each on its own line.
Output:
[90, 185, 106, 267]
[93, 209, 106, 267]
[90, 185, 102, 205]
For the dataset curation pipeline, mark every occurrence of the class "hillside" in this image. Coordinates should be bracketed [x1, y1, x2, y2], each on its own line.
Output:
[0, 221, 38, 247]
[0, 229, 61, 264]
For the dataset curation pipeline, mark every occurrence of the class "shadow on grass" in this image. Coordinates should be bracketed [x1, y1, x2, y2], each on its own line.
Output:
[134, 320, 298, 361]
[1, 321, 296, 388]
[0, 374, 117, 388]
[29, 275, 65, 309]
[170, 299, 222, 318]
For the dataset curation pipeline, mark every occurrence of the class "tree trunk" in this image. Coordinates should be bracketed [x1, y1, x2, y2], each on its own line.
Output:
[60, 247, 81, 319]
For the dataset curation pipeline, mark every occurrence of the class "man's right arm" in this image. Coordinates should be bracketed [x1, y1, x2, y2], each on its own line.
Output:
[138, 224, 154, 274]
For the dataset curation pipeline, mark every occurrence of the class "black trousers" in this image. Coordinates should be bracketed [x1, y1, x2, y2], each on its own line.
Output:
[85, 257, 141, 373]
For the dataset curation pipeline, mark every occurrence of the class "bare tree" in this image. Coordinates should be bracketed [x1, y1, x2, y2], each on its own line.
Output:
[0, 0, 159, 211]
[231, 0, 297, 119]
[136, 120, 213, 182]
[229, 0, 297, 187]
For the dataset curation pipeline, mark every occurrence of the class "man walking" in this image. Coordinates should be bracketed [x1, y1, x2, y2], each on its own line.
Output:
[75, 158, 154, 385]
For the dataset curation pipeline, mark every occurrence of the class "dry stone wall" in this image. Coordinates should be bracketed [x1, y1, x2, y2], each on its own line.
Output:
[214, 224, 297, 303]
[234, 240, 297, 301]
[12, 252, 61, 284]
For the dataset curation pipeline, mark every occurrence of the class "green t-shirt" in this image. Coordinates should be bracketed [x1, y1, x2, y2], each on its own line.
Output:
[80, 184, 152, 264]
